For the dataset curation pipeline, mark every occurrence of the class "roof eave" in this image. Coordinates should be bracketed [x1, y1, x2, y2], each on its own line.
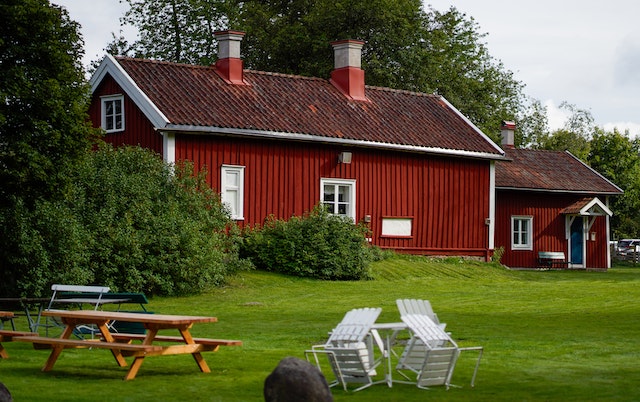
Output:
[438, 96, 505, 156]
[496, 186, 623, 195]
[564, 150, 624, 193]
[159, 124, 507, 161]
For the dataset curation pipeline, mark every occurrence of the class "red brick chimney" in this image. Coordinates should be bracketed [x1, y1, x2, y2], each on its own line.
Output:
[330, 40, 367, 101]
[501, 120, 516, 148]
[214, 30, 246, 85]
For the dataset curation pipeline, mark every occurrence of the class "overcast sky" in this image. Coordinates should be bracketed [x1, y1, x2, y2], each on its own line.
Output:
[54, 0, 640, 136]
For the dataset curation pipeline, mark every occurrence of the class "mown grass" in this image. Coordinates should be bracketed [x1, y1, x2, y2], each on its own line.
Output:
[2, 255, 639, 401]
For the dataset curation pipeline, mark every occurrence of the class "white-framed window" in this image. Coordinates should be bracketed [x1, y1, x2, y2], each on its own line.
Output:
[221, 165, 245, 220]
[101, 95, 124, 133]
[321, 178, 356, 219]
[511, 216, 533, 250]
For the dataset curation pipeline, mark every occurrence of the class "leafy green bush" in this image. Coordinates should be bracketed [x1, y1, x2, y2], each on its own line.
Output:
[0, 144, 250, 297]
[241, 205, 376, 280]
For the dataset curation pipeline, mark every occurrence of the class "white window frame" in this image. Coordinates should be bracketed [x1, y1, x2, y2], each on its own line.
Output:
[320, 178, 356, 219]
[511, 215, 533, 250]
[101, 94, 125, 133]
[221, 165, 245, 220]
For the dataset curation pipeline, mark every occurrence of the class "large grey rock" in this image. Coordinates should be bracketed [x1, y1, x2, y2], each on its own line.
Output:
[264, 357, 333, 402]
[0, 382, 12, 402]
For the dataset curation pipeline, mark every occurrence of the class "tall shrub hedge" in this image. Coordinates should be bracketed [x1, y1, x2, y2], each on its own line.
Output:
[1, 144, 249, 297]
[241, 206, 376, 280]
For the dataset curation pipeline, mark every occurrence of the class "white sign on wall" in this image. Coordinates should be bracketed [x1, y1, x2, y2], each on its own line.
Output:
[381, 218, 412, 237]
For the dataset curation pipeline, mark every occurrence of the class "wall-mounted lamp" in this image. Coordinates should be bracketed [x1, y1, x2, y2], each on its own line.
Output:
[338, 151, 352, 164]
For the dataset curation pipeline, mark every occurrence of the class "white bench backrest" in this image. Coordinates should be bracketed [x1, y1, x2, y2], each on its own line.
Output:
[538, 251, 565, 260]
[48, 284, 110, 310]
[50, 284, 110, 293]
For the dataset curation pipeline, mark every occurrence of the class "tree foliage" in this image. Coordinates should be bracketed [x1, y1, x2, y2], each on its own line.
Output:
[0, 0, 98, 292]
[1, 145, 249, 298]
[115, 0, 524, 139]
[588, 129, 640, 238]
[517, 97, 550, 148]
[120, 0, 234, 64]
[533, 102, 595, 160]
[0, 0, 96, 205]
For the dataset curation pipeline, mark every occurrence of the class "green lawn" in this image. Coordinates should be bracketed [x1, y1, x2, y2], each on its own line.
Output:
[2, 256, 639, 401]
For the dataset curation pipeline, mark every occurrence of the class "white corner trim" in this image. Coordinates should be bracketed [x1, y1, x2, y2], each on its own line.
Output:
[162, 132, 176, 165]
[489, 161, 496, 250]
[90, 54, 169, 129]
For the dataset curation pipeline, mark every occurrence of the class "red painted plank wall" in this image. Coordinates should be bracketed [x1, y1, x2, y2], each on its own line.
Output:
[587, 216, 609, 268]
[89, 75, 163, 154]
[496, 190, 610, 268]
[177, 134, 491, 256]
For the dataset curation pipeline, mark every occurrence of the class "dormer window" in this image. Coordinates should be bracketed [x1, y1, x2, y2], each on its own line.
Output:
[101, 95, 124, 133]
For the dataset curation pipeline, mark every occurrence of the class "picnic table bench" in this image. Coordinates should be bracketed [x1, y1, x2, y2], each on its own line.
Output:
[538, 251, 568, 268]
[0, 312, 38, 358]
[14, 309, 242, 380]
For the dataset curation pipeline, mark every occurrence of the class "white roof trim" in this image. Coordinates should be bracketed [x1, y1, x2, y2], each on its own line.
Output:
[90, 54, 169, 129]
[576, 197, 613, 217]
[496, 186, 622, 195]
[565, 151, 624, 193]
[159, 124, 507, 160]
[90, 56, 505, 160]
[438, 96, 505, 156]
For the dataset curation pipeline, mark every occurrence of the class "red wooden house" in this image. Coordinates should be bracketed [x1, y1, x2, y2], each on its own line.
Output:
[88, 31, 505, 260]
[495, 123, 622, 270]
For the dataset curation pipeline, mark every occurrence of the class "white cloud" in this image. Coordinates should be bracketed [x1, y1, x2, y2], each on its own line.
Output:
[543, 100, 570, 131]
[614, 32, 640, 87]
[603, 122, 640, 138]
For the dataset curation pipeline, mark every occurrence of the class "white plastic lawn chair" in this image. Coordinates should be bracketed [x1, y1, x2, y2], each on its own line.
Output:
[396, 314, 482, 389]
[396, 298, 446, 331]
[305, 307, 385, 392]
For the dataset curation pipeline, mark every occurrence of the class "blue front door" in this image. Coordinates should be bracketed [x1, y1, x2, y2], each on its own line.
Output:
[570, 217, 584, 265]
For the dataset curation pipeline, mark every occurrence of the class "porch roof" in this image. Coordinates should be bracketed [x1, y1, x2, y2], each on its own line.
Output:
[562, 197, 613, 216]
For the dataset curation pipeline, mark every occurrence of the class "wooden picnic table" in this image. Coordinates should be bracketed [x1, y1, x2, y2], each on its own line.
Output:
[0, 298, 50, 332]
[0, 311, 15, 358]
[0, 311, 39, 358]
[15, 309, 242, 380]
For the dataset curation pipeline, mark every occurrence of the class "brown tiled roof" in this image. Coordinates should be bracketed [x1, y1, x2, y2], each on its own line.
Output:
[562, 198, 597, 214]
[114, 57, 502, 157]
[495, 148, 622, 194]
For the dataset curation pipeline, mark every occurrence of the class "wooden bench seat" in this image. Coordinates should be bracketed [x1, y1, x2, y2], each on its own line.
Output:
[538, 251, 568, 268]
[0, 329, 38, 340]
[0, 330, 39, 358]
[107, 333, 242, 347]
[13, 335, 163, 353]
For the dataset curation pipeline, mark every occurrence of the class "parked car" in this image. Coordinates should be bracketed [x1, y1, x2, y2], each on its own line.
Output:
[616, 239, 640, 260]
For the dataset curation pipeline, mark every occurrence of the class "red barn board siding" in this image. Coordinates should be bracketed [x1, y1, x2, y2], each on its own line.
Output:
[177, 134, 491, 256]
[587, 216, 608, 268]
[89, 75, 163, 154]
[496, 190, 610, 268]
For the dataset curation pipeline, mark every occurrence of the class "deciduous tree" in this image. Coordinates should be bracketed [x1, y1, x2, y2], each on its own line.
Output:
[116, 0, 525, 139]
[0, 0, 97, 295]
[588, 128, 640, 238]
[0, 0, 95, 205]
